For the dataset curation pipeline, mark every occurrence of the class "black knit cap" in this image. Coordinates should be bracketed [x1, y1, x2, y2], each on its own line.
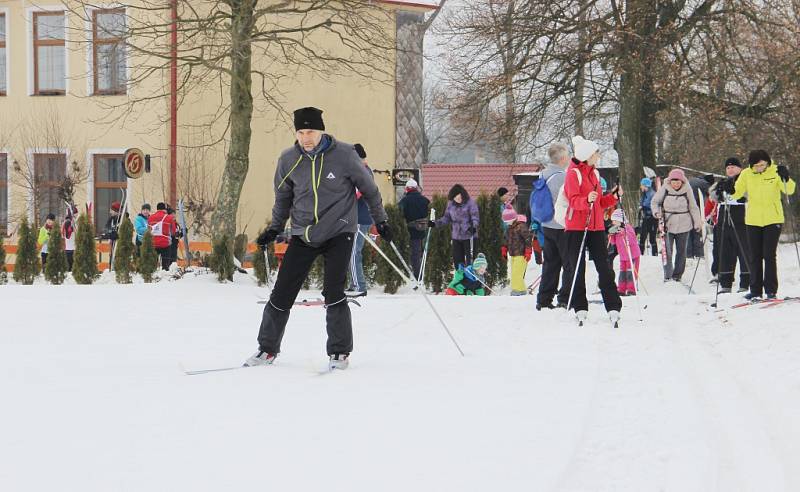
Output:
[293, 107, 325, 131]
[748, 149, 771, 167]
[354, 143, 367, 159]
[724, 157, 742, 169]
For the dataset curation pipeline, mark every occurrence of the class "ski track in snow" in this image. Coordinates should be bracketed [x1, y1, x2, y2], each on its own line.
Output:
[2, 250, 800, 491]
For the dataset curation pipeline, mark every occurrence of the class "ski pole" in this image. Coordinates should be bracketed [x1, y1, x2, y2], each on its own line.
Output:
[711, 201, 728, 308]
[566, 201, 595, 312]
[783, 181, 800, 269]
[359, 228, 464, 356]
[388, 240, 419, 288]
[419, 208, 436, 284]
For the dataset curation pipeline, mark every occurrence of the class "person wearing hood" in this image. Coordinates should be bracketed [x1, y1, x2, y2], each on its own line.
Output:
[727, 149, 796, 300]
[562, 136, 622, 324]
[652, 168, 703, 282]
[429, 183, 480, 269]
[247, 107, 391, 371]
[398, 177, 430, 280]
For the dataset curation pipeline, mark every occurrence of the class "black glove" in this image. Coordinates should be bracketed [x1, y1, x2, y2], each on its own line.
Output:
[376, 221, 393, 242]
[256, 228, 280, 250]
[777, 165, 790, 182]
[467, 226, 477, 236]
[428, 220, 436, 228]
[720, 178, 736, 195]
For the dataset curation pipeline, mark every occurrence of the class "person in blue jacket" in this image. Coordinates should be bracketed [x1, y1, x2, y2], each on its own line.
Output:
[134, 203, 151, 255]
[638, 178, 657, 255]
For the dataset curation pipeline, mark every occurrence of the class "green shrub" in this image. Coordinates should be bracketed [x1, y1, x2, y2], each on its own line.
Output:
[113, 217, 136, 284]
[44, 222, 69, 284]
[423, 194, 452, 293]
[252, 236, 268, 286]
[373, 204, 410, 294]
[13, 218, 40, 285]
[72, 214, 99, 285]
[139, 231, 159, 283]
[210, 234, 235, 282]
[0, 235, 7, 284]
[477, 192, 507, 288]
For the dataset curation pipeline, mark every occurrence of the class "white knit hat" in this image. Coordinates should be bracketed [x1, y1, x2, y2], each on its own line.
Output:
[611, 208, 626, 223]
[405, 178, 418, 189]
[572, 135, 600, 162]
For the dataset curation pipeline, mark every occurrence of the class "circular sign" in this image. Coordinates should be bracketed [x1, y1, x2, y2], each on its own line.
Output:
[124, 148, 145, 179]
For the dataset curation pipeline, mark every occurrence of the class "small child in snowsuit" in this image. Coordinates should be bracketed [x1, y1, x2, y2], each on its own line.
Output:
[501, 207, 532, 296]
[608, 208, 641, 296]
[446, 253, 489, 296]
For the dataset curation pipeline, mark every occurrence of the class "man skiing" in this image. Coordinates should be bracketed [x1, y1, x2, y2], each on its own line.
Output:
[245, 107, 391, 370]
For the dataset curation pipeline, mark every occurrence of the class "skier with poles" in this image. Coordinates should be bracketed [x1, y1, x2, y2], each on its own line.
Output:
[727, 150, 796, 300]
[711, 157, 750, 294]
[562, 136, 622, 326]
[397, 177, 430, 281]
[608, 208, 641, 296]
[345, 143, 374, 297]
[245, 107, 391, 370]
[651, 169, 703, 283]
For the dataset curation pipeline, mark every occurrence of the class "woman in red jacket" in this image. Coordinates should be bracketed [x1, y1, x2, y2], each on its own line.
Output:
[563, 136, 622, 325]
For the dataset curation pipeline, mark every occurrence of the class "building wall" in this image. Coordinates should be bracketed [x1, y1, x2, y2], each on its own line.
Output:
[0, 1, 426, 242]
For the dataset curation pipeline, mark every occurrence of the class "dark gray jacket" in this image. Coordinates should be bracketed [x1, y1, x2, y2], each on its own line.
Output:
[271, 135, 387, 245]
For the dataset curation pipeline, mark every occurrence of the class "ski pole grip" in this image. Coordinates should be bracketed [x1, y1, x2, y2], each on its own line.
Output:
[430, 208, 436, 221]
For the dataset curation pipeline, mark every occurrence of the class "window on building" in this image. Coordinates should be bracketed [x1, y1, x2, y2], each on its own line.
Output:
[94, 155, 126, 233]
[93, 9, 126, 95]
[33, 12, 66, 96]
[34, 153, 66, 224]
[0, 154, 7, 235]
[0, 14, 7, 96]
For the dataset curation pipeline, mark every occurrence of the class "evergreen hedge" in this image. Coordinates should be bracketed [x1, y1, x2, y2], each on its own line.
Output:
[139, 230, 159, 283]
[210, 234, 235, 282]
[13, 218, 40, 285]
[72, 214, 99, 285]
[44, 221, 69, 285]
[373, 204, 409, 294]
[424, 194, 453, 293]
[477, 192, 506, 288]
[113, 217, 136, 284]
[252, 233, 268, 286]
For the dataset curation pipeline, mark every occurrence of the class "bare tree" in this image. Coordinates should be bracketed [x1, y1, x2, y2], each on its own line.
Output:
[65, 0, 400, 240]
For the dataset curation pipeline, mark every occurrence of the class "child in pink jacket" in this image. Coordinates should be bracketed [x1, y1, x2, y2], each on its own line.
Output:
[609, 209, 641, 296]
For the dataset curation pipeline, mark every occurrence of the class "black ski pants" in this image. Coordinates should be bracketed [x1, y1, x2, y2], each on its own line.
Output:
[258, 233, 354, 356]
[564, 230, 622, 313]
[718, 217, 750, 290]
[410, 237, 424, 279]
[747, 224, 781, 297]
[538, 227, 570, 307]
[452, 238, 476, 269]
[156, 247, 171, 270]
[639, 216, 658, 256]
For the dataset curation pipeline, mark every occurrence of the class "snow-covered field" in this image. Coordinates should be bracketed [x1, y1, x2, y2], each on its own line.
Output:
[3, 246, 800, 491]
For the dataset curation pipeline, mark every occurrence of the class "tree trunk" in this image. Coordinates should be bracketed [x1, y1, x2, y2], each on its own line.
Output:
[211, 0, 255, 240]
[615, 70, 645, 221]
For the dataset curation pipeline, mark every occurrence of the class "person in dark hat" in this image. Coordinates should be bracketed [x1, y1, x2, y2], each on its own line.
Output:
[246, 107, 392, 371]
[710, 157, 749, 293]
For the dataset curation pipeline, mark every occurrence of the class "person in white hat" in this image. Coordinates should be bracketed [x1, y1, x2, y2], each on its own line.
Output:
[398, 177, 430, 279]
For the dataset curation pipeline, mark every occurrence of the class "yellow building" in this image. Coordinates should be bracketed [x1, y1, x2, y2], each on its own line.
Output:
[0, 0, 434, 246]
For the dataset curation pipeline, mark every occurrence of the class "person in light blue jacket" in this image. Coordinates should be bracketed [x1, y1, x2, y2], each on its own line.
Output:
[134, 203, 151, 254]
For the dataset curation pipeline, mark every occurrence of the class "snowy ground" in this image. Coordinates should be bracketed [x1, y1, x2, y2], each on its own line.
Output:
[3, 245, 800, 491]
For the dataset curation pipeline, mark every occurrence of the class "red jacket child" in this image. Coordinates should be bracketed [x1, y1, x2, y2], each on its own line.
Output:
[563, 158, 618, 231]
[147, 206, 177, 249]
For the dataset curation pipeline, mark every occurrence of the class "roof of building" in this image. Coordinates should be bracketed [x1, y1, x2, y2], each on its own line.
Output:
[380, 0, 438, 9]
[418, 163, 544, 199]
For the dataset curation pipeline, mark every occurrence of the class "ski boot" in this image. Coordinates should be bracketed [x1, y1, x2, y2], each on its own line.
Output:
[328, 353, 349, 371]
[576, 310, 588, 327]
[243, 351, 277, 367]
[609, 310, 620, 328]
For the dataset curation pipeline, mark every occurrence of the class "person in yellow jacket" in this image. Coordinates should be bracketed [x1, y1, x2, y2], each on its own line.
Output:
[727, 150, 796, 300]
[37, 213, 56, 267]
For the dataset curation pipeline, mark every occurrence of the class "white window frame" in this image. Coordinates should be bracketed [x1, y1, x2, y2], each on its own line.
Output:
[26, 6, 70, 96]
[25, 148, 70, 222]
[84, 5, 129, 96]
[0, 7, 10, 96]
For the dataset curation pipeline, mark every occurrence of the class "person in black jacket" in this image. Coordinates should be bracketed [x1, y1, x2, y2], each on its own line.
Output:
[714, 157, 750, 293]
[346, 143, 375, 296]
[398, 178, 430, 279]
